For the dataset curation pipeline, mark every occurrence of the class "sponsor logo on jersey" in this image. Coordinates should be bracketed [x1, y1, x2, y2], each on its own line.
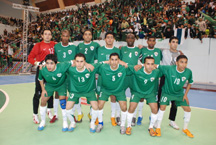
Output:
[182, 77, 186, 81]
[118, 72, 122, 77]
[57, 73, 62, 77]
[52, 77, 56, 80]
[68, 50, 72, 54]
[172, 75, 175, 77]
[135, 51, 138, 56]
[58, 50, 61, 52]
[101, 53, 104, 55]
[90, 46, 94, 51]
[85, 73, 90, 78]
[154, 52, 158, 56]
[150, 77, 155, 82]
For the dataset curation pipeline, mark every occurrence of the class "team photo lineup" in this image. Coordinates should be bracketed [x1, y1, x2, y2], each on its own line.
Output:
[28, 28, 194, 138]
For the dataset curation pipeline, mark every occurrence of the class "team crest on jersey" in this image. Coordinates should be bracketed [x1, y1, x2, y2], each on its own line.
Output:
[150, 77, 155, 82]
[68, 50, 72, 54]
[52, 77, 56, 80]
[154, 52, 158, 56]
[90, 46, 94, 51]
[85, 73, 90, 78]
[182, 77, 186, 81]
[57, 73, 62, 77]
[118, 72, 122, 77]
[135, 51, 138, 56]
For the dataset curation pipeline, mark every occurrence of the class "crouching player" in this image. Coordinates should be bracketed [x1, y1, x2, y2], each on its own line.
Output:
[126, 57, 162, 136]
[65, 53, 99, 133]
[38, 54, 72, 131]
[155, 55, 194, 138]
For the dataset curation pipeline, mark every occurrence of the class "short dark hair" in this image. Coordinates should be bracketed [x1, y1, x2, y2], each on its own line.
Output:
[176, 55, 188, 62]
[109, 53, 120, 59]
[169, 36, 178, 43]
[61, 29, 70, 35]
[105, 32, 114, 38]
[75, 53, 86, 60]
[42, 28, 52, 35]
[147, 36, 156, 40]
[45, 54, 57, 64]
[83, 29, 92, 35]
[144, 56, 155, 63]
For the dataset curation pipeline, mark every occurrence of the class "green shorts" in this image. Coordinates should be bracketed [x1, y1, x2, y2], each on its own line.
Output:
[123, 75, 133, 90]
[130, 91, 157, 104]
[160, 93, 189, 106]
[68, 90, 97, 104]
[45, 82, 67, 97]
[98, 89, 126, 101]
[96, 75, 102, 95]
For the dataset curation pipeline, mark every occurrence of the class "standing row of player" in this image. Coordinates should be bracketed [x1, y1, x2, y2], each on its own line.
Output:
[28, 29, 194, 138]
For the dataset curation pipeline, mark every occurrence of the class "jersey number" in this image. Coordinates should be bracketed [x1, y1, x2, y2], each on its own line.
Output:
[174, 78, 180, 85]
[129, 52, 132, 58]
[112, 75, 115, 81]
[161, 96, 167, 102]
[78, 77, 85, 82]
[63, 52, 66, 58]
[85, 48, 88, 54]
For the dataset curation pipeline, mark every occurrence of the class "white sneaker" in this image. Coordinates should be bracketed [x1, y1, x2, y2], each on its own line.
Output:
[33, 114, 40, 124]
[62, 121, 68, 132]
[68, 122, 76, 132]
[90, 123, 96, 133]
[47, 110, 53, 119]
[169, 121, 179, 130]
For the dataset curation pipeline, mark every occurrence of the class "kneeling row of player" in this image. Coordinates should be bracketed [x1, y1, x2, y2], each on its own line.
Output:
[38, 53, 194, 138]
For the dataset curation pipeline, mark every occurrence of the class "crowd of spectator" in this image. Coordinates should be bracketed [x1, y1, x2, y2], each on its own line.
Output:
[26, 0, 216, 42]
[0, 16, 23, 27]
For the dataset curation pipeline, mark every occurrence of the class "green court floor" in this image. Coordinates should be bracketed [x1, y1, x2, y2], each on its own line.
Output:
[0, 83, 216, 145]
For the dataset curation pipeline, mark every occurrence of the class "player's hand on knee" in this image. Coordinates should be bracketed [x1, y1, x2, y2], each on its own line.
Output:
[183, 95, 189, 105]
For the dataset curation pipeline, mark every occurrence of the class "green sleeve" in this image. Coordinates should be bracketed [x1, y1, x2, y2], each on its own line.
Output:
[126, 65, 133, 75]
[38, 70, 43, 81]
[92, 62, 102, 71]
[158, 65, 170, 75]
[62, 61, 72, 72]
[188, 70, 194, 84]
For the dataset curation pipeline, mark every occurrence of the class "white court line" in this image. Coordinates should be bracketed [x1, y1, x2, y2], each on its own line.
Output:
[0, 89, 10, 113]
[190, 106, 216, 112]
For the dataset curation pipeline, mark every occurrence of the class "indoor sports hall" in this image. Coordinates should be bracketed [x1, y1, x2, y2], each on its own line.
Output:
[0, 0, 216, 145]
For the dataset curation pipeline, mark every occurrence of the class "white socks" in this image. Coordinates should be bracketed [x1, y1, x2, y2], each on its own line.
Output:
[120, 111, 127, 127]
[127, 112, 133, 127]
[111, 102, 116, 117]
[133, 107, 138, 117]
[138, 102, 144, 117]
[149, 112, 157, 129]
[116, 102, 121, 117]
[54, 99, 59, 117]
[183, 111, 191, 130]
[156, 109, 165, 128]
[66, 109, 75, 123]
[39, 106, 47, 127]
[91, 109, 98, 124]
[98, 109, 103, 123]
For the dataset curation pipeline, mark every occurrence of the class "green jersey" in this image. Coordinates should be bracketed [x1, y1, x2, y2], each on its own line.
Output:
[67, 63, 101, 93]
[76, 41, 100, 63]
[159, 65, 193, 97]
[54, 43, 77, 62]
[38, 62, 71, 87]
[128, 66, 162, 95]
[120, 46, 142, 65]
[141, 47, 162, 65]
[97, 46, 120, 62]
[98, 64, 130, 93]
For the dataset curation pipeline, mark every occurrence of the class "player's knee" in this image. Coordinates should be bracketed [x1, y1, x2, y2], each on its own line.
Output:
[152, 108, 158, 114]
[184, 106, 191, 112]
[160, 105, 166, 111]
[121, 106, 127, 112]
[60, 99, 66, 109]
